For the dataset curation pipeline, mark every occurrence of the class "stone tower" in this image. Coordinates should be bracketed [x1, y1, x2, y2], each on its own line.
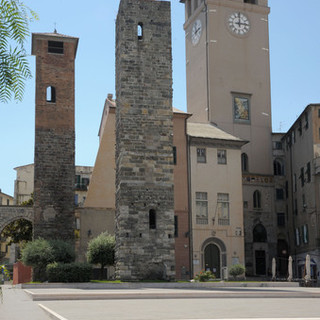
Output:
[115, 0, 175, 280]
[32, 32, 79, 240]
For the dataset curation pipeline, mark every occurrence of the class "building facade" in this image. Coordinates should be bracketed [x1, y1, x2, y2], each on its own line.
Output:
[181, 0, 276, 276]
[272, 132, 288, 277]
[0, 190, 14, 206]
[187, 122, 246, 278]
[283, 104, 320, 280]
[14, 164, 93, 208]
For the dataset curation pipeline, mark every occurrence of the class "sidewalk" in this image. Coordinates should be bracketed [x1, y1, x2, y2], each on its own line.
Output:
[2, 283, 320, 320]
[0, 285, 50, 320]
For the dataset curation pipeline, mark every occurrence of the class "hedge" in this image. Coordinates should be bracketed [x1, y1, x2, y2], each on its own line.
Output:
[47, 262, 92, 282]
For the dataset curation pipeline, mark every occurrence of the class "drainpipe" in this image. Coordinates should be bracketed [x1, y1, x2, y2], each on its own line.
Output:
[289, 138, 297, 278]
[204, 0, 210, 122]
[187, 134, 194, 278]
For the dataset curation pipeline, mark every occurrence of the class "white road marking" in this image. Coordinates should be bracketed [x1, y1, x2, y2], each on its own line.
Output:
[39, 304, 69, 320]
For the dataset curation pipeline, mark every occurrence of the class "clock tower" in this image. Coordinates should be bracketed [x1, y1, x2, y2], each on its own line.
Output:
[182, 0, 276, 276]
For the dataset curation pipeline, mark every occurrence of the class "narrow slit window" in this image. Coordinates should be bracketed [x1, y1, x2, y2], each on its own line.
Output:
[173, 146, 177, 165]
[46, 86, 56, 103]
[241, 153, 248, 172]
[253, 190, 261, 209]
[174, 216, 178, 237]
[149, 209, 156, 229]
[138, 23, 143, 40]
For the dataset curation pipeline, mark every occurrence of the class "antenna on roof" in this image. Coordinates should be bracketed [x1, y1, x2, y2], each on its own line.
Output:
[54, 22, 57, 33]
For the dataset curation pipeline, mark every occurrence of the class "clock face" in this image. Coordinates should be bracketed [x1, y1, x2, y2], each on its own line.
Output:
[191, 19, 202, 45]
[228, 12, 250, 36]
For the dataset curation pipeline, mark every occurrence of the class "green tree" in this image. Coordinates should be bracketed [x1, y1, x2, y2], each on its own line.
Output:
[50, 240, 75, 264]
[21, 238, 54, 281]
[21, 239, 75, 281]
[87, 232, 115, 280]
[0, 0, 38, 102]
[1, 218, 32, 244]
[20, 193, 33, 206]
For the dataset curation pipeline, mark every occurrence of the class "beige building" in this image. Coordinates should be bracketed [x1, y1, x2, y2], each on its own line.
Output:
[14, 164, 93, 207]
[188, 122, 246, 278]
[0, 190, 14, 206]
[83, 95, 191, 280]
[283, 104, 320, 280]
[181, 0, 276, 276]
[14, 164, 34, 204]
[0, 191, 14, 263]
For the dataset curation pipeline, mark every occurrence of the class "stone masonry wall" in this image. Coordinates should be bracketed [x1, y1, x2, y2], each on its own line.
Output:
[115, 0, 175, 280]
[0, 206, 34, 234]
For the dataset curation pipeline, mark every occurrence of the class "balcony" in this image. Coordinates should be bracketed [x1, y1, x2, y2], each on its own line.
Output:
[75, 184, 88, 191]
[218, 218, 230, 226]
[196, 217, 208, 225]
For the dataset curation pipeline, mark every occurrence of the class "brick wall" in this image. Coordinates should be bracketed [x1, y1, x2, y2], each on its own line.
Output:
[32, 34, 78, 241]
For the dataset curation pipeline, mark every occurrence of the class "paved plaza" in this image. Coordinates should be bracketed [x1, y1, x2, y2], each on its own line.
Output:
[2, 284, 320, 320]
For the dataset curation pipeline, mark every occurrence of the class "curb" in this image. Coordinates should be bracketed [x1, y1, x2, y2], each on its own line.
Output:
[21, 281, 300, 290]
[25, 289, 320, 301]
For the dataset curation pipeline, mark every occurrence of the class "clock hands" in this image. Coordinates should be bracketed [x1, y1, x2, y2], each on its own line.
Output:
[236, 12, 248, 29]
[228, 12, 250, 35]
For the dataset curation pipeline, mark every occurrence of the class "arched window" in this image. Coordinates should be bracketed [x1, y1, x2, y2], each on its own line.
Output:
[46, 86, 56, 103]
[137, 23, 143, 40]
[253, 224, 267, 242]
[273, 159, 284, 176]
[149, 209, 156, 229]
[241, 153, 248, 172]
[253, 190, 261, 209]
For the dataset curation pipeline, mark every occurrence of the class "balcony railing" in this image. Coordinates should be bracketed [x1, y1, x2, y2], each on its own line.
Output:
[196, 217, 208, 225]
[218, 218, 230, 226]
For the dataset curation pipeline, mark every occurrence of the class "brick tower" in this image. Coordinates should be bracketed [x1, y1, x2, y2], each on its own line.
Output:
[115, 0, 175, 280]
[32, 32, 78, 240]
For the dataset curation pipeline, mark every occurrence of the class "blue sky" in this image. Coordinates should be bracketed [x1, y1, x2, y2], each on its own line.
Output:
[1, 0, 320, 196]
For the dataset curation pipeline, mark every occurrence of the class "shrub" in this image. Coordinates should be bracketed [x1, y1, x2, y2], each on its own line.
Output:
[47, 262, 92, 282]
[49, 240, 75, 263]
[194, 270, 216, 282]
[87, 232, 115, 279]
[20, 239, 75, 281]
[229, 264, 246, 280]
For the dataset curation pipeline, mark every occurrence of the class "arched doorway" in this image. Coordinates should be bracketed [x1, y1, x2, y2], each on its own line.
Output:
[204, 244, 221, 278]
[201, 237, 227, 279]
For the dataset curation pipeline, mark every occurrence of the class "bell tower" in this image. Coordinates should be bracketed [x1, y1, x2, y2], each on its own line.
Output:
[182, 0, 272, 175]
[182, 0, 276, 276]
[32, 32, 78, 241]
[115, 0, 175, 280]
